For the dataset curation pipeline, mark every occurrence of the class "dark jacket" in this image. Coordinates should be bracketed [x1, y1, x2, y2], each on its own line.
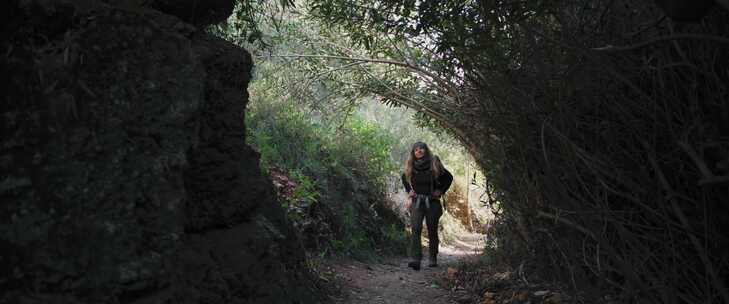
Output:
[401, 168, 453, 196]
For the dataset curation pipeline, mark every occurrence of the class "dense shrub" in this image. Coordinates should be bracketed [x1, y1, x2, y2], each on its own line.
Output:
[246, 98, 407, 257]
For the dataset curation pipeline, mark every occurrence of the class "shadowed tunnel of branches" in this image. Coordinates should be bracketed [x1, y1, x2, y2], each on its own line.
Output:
[300, 0, 729, 302]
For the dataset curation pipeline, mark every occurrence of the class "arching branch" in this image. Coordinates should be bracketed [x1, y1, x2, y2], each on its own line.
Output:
[272, 54, 462, 101]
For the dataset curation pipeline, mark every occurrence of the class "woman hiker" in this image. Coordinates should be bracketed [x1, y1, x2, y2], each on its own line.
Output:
[401, 142, 453, 270]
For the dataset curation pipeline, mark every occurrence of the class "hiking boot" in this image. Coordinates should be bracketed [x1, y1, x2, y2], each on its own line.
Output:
[407, 261, 421, 271]
[428, 259, 438, 268]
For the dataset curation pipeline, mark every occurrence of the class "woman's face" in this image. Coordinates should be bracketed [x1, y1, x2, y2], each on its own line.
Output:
[413, 147, 426, 159]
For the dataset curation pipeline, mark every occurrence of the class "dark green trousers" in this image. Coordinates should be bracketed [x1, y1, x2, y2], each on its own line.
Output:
[409, 197, 443, 262]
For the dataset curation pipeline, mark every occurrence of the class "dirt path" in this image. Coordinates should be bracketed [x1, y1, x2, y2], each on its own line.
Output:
[327, 233, 485, 304]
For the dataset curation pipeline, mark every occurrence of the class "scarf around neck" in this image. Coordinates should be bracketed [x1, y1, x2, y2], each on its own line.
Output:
[413, 156, 432, 172]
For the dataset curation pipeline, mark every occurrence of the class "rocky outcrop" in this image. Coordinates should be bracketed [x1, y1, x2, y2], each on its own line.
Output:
[1, 0, 319, 303]
[150, 0, 234, 26]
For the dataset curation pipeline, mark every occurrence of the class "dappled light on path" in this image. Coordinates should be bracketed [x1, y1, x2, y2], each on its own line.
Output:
[438, 233, 485, 263]
[328, 233, 486, 304]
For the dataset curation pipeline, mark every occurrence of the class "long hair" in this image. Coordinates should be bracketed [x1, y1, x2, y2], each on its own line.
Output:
[404, 142, 441, 185]
[432, 155, 444, 177]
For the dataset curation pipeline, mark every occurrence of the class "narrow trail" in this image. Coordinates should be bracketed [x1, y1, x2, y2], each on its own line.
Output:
[328, 233, 486, 304]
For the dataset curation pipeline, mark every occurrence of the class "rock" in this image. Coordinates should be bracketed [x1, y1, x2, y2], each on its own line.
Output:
[149, 0, 234, 26]
[1, 0, 319, 303]
[494, 271, 512, 281]
[513, 291, 529, 301]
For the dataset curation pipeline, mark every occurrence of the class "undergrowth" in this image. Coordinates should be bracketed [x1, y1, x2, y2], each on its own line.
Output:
[246, 97, 408, 259]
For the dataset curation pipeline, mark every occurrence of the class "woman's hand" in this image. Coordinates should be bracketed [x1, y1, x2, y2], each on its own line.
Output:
[408, 190, 416, 198]
[432, 190, 442, 198]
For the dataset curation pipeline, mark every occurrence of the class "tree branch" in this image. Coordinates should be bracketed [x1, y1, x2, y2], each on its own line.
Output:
[273, 53, 461, 100]
[591, 34, 729, 52]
